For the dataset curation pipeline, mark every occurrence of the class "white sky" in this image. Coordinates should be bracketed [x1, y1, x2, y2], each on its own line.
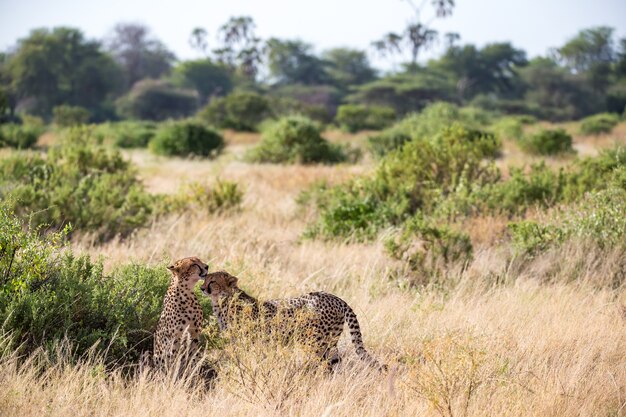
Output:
[1, 0, 625, 70]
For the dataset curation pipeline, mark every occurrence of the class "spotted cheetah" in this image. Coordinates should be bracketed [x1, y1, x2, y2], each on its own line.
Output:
[153, 257, 208, 370]
[200, 271, 385, 371]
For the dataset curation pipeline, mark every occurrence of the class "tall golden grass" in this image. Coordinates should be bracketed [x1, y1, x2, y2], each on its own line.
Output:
[2, 125, 625, 416]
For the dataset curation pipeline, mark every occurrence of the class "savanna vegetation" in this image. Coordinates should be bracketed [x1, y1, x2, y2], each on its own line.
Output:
[1, 1, 625, 416]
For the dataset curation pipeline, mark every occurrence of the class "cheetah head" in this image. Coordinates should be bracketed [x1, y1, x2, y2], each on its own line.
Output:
[167, 257, 208, 289]
[200, 271, 238, 298]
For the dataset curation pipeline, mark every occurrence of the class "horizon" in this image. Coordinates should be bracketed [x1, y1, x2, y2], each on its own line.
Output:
[1, 0, 625, 70]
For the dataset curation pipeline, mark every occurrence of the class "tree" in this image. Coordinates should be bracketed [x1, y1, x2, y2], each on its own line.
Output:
[557, 27, 617, 92]
[265, 38, 330, 85]
[5, 27, 121, 119]
[189, 28, 209, 55]
[372, 0, 455, 68]
[171, 59, 232, 104]
[323, 48, 377, 87]
[433, 42, 527, 100]
[520, 57, 603, 120]
[406, 23, 438, 66]
[107, 23, 175, 89]
[557, 27, 614, 73]
[213, 16, 263, 80]
[116, 79, 198, 121]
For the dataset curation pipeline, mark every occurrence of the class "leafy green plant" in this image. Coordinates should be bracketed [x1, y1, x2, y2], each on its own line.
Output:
[335, 104, 396, 132]
[579, 112, 620, 135]
[385, 214, 473, 277]
[0, 126, 154, 241]
[96, 121, 157, 148]
[199, 91, 271, 131]
[507, 221, 566, 254]
[304, 125, 500, 240]
[0, 123, 42, 149]
[0, 201, 196, 364]
[160, 180, 244, 214]
[52, 105, 91, 127]
[150, 121, 224, 157]
[508, 187, 626, 255]
[367, 102, 497, 157]
[247, 115, 346, 164]
[116, 79, 199, 121]
[490, 116, 524, 141]
[519, 128, 574, 155]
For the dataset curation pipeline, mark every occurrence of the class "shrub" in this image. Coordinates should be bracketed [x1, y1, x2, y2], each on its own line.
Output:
[304, 125, 500, 240]
[367, 129, 412, 158]
[476, 163, 565, 214]
[247, 115, 346, 164]
[116, 79, 199, 121]
[96, 121, 157, 148]
[519, 128, 574, 155]
[335, 104, 396, 132]
[0, 126, 154, 241]
[579, 112, 620, 135]
[385, 214, 473, 277]
[52, 105, 91, 127]
[508, 188, 626, 254]
[199, 91, 270, 131]
[0, 123, 41, 149]
[0, 201, 214, 364]
[150, 121, 224, 157]
[561, 147, 626, 201]
[490, 117, 524, 141]
[268, 96, 333, 124]
[507, 221, 566, 255]
[160, 180, 244, 214]
[367, 102, 497, 157]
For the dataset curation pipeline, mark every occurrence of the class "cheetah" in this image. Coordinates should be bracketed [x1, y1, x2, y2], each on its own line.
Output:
[153, 257, 208, 370]
[200, 270, 385, 371]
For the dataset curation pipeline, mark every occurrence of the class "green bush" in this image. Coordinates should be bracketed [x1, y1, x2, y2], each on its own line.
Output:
[0, 201, 214, 364]
[476, 163, 565, 214]
[199, 91, 271, 131]
[367, 102, 498, 157]
[159, 180, 244, 214]
[268, 96, 333, 124]
[561, 147, 626, 201]
[96, 121, 157, 148]
[150, 121, 224, 157]
[52, 105, 91, 127]
[0, 126, 154, 241]
[0, 123, 41, 149]
[247, 115, 346, 164]
[385, 214, 473, 276]
[304, 125, 500, 240]
[508, 188, 626, 254]
[116, 79, 199, 121]
[507, 221, 566, 255]
[490, 117, 524, 141]
[519, 128, 574, 155]
[579, 113, 620, 135]
[335, 104, 396, 132]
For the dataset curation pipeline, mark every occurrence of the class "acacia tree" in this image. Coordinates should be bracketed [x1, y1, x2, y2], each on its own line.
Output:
[557, 26, 616, 92]
[213, 16, 263, 79]
[189, 28, 209, 55]
[5, 27, 121, 119]
[107, 23, 175, 89]
[372, 0, 455, 68]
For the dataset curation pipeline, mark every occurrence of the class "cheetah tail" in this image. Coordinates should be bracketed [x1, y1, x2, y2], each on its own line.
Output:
[343, 304, 387, 372]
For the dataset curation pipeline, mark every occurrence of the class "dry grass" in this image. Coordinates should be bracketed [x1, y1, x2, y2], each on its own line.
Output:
[2, 121, 626, 416]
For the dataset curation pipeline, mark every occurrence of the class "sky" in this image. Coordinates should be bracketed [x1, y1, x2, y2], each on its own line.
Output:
[1, 0, 625, 70]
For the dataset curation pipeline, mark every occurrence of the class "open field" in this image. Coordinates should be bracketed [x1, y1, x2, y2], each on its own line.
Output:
[2, 124, 622, 416]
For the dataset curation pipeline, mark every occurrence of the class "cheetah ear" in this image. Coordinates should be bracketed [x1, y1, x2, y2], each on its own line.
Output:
[226, 274, 238, 288]
[167, 264, 176, 272]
